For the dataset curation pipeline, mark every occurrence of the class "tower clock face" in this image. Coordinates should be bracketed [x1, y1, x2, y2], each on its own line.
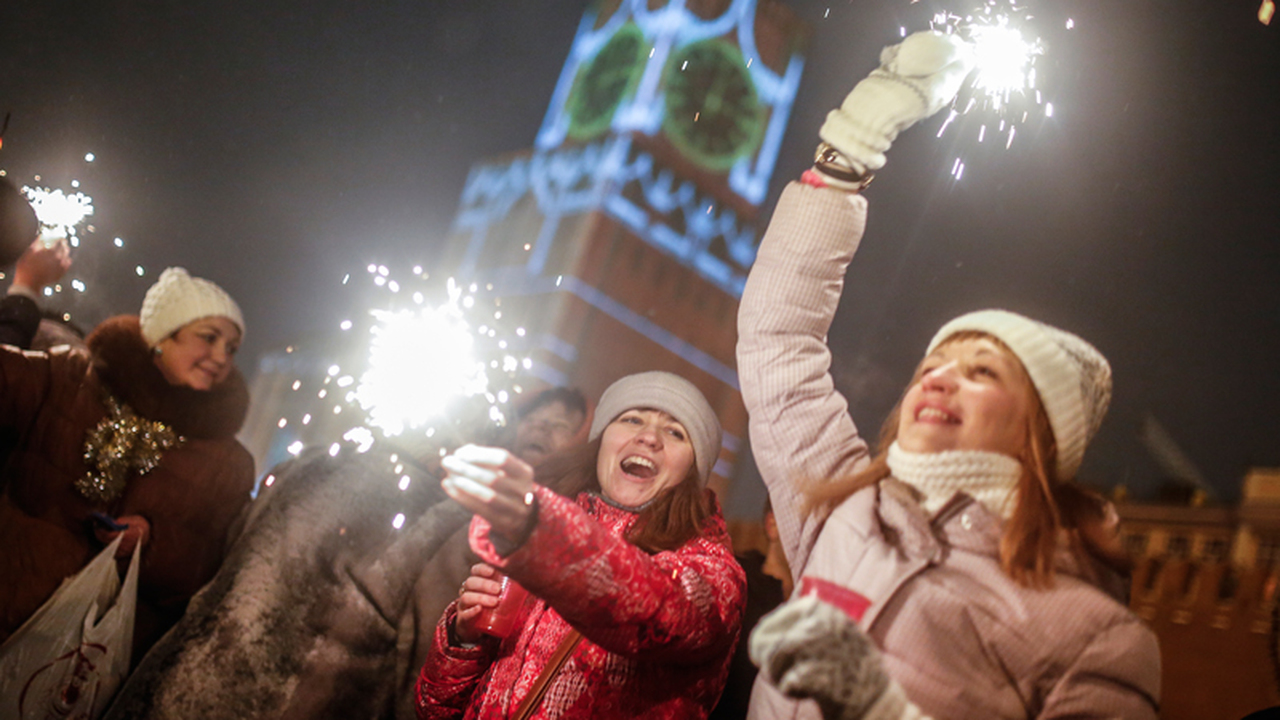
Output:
[662, 39, 765, 172]
[567, 24, 648, 141]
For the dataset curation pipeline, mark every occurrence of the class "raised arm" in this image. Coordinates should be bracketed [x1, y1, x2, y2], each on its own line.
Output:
[0, 237, 72, 349]
[737, 183, 873, 579]
[736, 30, 974, 577]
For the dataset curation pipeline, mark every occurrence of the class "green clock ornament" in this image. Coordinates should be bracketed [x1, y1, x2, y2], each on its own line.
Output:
[567, 23, 649, 141]
[662, 39, 766, 172]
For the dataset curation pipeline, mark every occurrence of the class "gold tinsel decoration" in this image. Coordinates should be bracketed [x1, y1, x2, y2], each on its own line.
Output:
[76, 392, 184, 504]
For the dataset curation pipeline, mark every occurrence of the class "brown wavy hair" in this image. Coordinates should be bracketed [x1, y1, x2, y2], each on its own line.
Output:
[804, 331, 1069, 588]
[534, 437, 713, 554]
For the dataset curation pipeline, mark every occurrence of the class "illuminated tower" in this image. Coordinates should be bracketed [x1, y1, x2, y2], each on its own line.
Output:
[436, 0, 808, 494]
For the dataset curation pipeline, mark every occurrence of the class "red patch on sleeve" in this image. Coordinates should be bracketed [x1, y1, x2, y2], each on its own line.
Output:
[798, 576, 871, 622]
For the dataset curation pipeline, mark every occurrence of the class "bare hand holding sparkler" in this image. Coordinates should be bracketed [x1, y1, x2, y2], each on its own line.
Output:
[11, 236, 71, 297]
[441, 444, 537, 544]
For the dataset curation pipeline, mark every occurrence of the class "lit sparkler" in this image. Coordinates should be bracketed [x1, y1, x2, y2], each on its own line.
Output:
[354, 282, 490, 436]
[270, 263, 535, 468]
[22, 186, 94, 245]
[920, 1, 1058, 179]
[4, 156, 140, 321]
[967, 16, 1041, 104]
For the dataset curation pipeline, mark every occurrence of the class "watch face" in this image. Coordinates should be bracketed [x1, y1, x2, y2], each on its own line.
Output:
[567, 24, 649, 141]
[661, 39, 765, 172]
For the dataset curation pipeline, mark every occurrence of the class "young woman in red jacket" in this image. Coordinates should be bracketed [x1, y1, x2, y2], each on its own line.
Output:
[414, 371, 745, 720]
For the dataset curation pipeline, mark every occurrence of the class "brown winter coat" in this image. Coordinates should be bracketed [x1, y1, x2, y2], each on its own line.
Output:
[0, 315, 254, 656]
[736, 183, 1161, 719]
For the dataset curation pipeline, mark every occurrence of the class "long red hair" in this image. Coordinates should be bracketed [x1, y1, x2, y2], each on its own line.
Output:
[805, 331, 1068, 588]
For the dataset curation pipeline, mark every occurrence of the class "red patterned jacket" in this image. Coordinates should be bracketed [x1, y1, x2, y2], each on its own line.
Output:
[415, 485, 745, 719]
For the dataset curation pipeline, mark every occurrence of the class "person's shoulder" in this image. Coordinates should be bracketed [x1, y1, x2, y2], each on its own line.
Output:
[820, 480, 882, 537]
[46, 342, 92, 361]
[224, 440, 257, 480]
[1052, 598, 1161, 710]
[20, 341, 96, 383]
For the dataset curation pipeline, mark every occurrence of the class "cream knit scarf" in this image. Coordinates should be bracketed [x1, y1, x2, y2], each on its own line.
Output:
[886, 441, 1023, 518]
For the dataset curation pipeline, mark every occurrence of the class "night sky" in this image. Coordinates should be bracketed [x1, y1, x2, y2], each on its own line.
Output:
[1, 1, 1276, 504]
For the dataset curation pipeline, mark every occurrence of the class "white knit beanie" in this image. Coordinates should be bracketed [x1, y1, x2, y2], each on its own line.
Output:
[926, 309, 1111, 480]
[589, 371, 723, 486]
[139, 267, 245, 347]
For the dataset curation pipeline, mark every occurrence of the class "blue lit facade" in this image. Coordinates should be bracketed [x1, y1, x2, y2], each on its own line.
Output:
[436, 0, 808, 489]
[451, 0, 806, 298]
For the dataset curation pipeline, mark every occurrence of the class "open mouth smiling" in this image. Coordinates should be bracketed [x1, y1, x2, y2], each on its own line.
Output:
[916, 406, 959, 424]
[620, 455, 657, 480]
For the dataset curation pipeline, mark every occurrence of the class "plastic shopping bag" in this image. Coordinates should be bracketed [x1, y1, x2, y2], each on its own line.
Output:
[0, 536, 140, 720]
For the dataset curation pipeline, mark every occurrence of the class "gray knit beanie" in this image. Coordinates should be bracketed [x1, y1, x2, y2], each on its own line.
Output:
[139, 267, 245, 347]
[589, 371, 723, 486]
[926, 309, 1111, 480]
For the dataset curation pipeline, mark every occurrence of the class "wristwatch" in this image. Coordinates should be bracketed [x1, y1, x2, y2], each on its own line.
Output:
[813, 142, 874, 191]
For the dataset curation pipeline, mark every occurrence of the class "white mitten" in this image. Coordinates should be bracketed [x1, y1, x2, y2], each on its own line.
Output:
[750, 596, 913, 720]
[820, 31, 974, 174]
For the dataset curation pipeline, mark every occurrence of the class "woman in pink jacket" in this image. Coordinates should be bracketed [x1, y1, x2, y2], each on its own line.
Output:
[414, 371, 745, 720]
[736, 32, 1160, 720]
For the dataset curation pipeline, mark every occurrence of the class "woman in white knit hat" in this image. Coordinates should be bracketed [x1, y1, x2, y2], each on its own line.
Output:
[414, 371, 745, 720]
[736, 31, 1159, 720]
[0, 267, 255, 663]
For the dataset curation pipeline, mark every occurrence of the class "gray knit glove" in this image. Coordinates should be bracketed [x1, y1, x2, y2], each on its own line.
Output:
[750, 595, 905, 720]
[819, 31, 974, 174]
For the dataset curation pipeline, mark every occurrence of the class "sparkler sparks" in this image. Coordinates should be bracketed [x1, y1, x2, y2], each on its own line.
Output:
[6, 157, 143, 321]
[923, 1, 1057, 180]
[354, 295, 489, 436]
[967, 17, 1041, 104]
[23, 186, 94, 244]
[265, 262, 536, 471]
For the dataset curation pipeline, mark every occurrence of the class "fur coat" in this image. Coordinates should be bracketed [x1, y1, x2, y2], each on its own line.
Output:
[0, 315, 254, 657]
